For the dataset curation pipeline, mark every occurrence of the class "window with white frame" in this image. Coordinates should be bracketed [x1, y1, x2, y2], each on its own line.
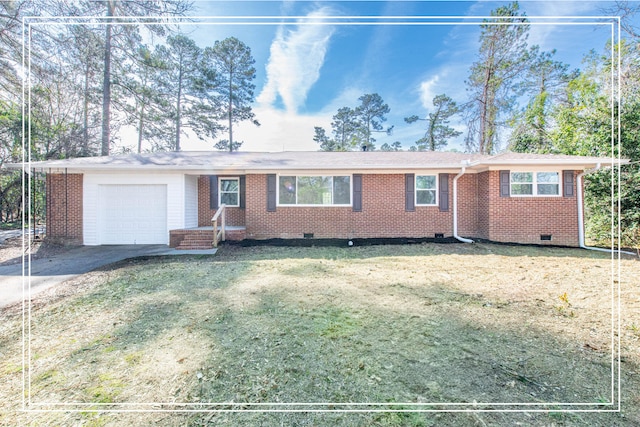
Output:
[416, 175, 437, 205]
[510, 172, 560, 196]
[278, 175, 351, 206]
[219, 177, 240, 207]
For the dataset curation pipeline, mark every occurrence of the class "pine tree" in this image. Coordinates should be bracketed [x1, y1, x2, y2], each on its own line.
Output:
[405, 94, 461, 151]
[465, 1, 531, 154]
[206, 37, 259, 152]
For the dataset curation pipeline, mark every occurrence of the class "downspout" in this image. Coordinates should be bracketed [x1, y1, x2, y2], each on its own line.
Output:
[577, 163, 635, 256]
[453, 166, 474, 243]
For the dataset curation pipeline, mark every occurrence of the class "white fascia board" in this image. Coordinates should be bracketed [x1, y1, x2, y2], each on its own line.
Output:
[483, 159, 627, 168]
[252, 168, 467, 175]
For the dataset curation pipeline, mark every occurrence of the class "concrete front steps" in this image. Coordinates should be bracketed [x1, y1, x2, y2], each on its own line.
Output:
[170, 227, 246, 250]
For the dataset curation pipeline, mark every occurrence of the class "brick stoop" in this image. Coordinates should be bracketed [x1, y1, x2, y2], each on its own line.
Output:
[170, 229, 214, 250]
[176, 238, 214, 250]
[170, 227, 246, 249]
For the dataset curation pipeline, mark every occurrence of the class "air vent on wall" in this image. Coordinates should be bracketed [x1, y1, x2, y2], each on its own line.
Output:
[540, 234, 552, 241]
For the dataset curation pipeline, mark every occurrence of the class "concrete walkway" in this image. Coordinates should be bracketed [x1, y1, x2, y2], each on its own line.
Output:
[0, 244, 217, 309]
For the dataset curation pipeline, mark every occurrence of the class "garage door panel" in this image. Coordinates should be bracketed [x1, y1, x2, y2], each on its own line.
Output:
[98, 185, 167, 244]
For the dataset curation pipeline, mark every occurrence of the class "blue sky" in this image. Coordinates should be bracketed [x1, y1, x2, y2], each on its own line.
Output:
[169, 1, 631, 152]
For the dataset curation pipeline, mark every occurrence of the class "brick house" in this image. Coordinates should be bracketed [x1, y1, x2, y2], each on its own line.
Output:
[23, 150, 616, 248]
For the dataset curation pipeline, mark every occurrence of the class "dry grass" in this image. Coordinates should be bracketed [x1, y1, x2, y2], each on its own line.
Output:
[0, 242, 639, 426]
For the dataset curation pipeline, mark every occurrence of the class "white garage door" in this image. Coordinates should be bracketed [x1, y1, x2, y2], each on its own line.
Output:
[98, 185, 168, 244]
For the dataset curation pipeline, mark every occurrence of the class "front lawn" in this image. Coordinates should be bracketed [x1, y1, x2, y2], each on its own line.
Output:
[1, 243, 639, 426]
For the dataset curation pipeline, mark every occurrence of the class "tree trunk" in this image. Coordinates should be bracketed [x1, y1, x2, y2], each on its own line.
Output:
[101, 1, 115, 156]
[228, 68, 233, 152]
[137, 106, 145, 153]
[175, 55, 183, 151]
[83, 61, 90, 156]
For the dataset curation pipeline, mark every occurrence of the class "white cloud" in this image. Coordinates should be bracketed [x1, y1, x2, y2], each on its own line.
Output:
[234, 105, 330, 151]
[419, 75, 440, 110]
[257, 7, 335, 113]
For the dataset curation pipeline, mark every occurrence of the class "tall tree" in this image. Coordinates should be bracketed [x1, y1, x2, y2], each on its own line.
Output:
[205, 37, 259, 152]
[331, 107, 358, 151]
[465, 1, 531, 154]
[314, 94, 392, 151]
[509, 48, 577, 153]
[354, 93, 392, 151]
[155, 34, 221, 151]
[405, 94, 461, 151]
[97, 0, 193, 156]
[0, 1, 25, 104]
[313, 126, 336, 151]
[64, 24, 104, 156]
[119, 45, 169, 153]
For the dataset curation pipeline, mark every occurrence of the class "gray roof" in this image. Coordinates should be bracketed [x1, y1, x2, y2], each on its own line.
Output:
[8, 150, 623, 173]
[482, 152, 620, 165]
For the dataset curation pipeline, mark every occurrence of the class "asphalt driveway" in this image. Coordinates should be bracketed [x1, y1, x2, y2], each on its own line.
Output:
[0, 244, 217, 308]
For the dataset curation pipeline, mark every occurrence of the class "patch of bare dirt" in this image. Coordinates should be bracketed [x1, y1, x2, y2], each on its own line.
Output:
[0, 236, 70, 266]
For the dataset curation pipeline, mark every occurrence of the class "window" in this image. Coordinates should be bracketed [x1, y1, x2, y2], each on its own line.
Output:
[219, 178, 239, 207]
[416, 175, 437, 205]
[278, 175, 351, 206]
[510, 172, 560, 196]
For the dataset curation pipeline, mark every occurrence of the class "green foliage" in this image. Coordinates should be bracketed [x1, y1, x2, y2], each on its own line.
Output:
[315, 93, 392, 151]
[356, 93, 393, 151]
[405, 93, 461, 151]
[155, 34, 222, 151]
[465, 1, 531, 154]
[509, 48, 577, 153]
[380, 141, 402, 151]
[508, 32, 640, 249]
[206, 37, 260, 152]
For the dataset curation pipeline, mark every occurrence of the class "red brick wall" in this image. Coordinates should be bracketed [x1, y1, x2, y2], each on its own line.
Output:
[46, 173, 83, 244]
[457, 173, 478, 238]
[197, 176, 245, 227]
[482, 170, 579, 246]
[194, 171, 581, 246]
[244, 174, 454, 240]
[476, 171, 491, 240]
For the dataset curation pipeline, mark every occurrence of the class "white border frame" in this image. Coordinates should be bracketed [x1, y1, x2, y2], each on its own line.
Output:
[20, 12, 623, 416]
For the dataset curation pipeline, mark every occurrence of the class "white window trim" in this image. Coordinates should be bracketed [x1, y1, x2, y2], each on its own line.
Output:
[415, 174, 438, 206]
[510, 171, 562, 197]
[276, 174, 352, 207]
[219, 177, 240, 207]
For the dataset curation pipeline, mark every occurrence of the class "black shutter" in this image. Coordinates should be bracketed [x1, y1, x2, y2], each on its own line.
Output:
[405, 173, 415, 212]
[239, 176, 246, 208]
[499, 170, 510, 197]
[352, 174, 362, 212]
[439, 173, 449, 212]
[563, 170, 575, 197]
[267, 174, 276, 212]
[209, 175, 218, 209]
